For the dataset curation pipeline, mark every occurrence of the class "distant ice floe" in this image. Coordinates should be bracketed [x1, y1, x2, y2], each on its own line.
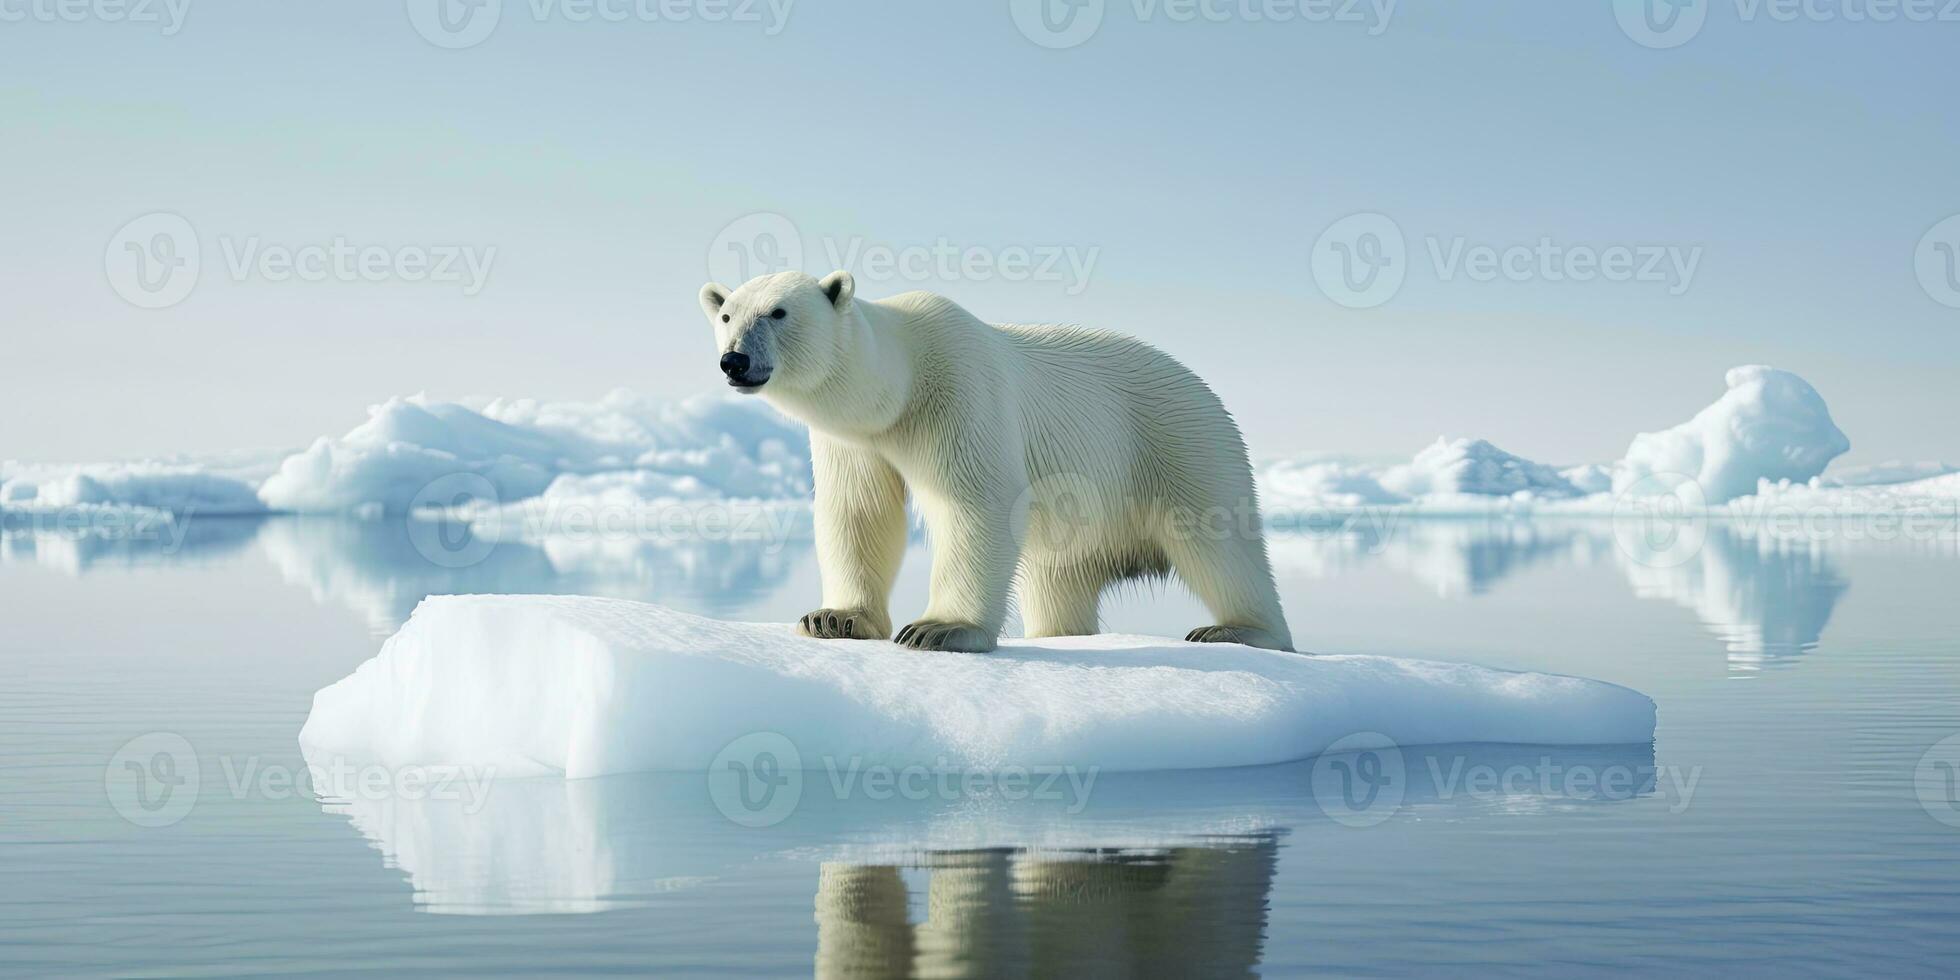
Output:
[258, 391, 811, 515]
[2, 366, 1952, 521]
[0, 457, 274, 517]
[2, 391, 811, 524]
[1260, 365, 1943, 515]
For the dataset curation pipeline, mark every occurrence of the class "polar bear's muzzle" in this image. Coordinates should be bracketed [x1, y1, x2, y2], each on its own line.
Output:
[719, 350, 772, 392]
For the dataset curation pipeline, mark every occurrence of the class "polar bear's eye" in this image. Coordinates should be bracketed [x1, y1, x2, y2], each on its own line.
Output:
[721, 314, 730, 323]
[770, 308, 786, 320]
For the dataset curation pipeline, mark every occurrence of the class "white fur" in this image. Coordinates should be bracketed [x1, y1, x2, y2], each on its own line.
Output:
[700, 271, 1294, 653]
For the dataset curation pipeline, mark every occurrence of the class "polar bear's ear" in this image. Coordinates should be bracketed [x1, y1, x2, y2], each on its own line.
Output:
[699, 282, 729, 316]
[818, 270, 855, 311]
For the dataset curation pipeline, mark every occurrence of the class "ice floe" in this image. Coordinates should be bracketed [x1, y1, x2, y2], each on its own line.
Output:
[298, 595, 1657, 778]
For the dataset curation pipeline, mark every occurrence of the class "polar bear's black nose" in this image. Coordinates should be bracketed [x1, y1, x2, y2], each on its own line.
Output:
[719, 351, 751, 380]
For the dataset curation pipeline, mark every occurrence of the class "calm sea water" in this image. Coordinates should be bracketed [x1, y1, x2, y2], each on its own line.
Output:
[4, 514, 1959, 977]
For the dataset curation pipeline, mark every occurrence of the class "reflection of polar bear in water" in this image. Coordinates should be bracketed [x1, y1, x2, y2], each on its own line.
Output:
[699, 271, 1294, 653]
[813, 838, 1280, 977]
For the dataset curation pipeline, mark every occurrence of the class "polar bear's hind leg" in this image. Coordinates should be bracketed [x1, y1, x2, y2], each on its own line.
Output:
[1160, 526, 1295, 652]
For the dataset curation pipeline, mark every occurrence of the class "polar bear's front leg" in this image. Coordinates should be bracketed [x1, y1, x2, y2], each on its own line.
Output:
[801, 436, 908, 641]
[897, 492, 1021, 653]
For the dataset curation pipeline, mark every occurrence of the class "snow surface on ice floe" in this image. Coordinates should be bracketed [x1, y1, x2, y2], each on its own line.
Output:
[1613, 365, 1850, 504]
[298, 595, 1656, 778]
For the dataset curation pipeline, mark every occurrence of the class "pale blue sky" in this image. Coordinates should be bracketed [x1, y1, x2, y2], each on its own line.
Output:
[3, 1, 1956, 466]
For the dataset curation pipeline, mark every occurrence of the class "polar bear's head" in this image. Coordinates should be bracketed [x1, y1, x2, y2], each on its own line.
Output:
[698, 270, 855, 395]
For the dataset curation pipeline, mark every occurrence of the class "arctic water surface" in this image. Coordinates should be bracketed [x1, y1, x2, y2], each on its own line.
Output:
[3, 515, 1958, 976]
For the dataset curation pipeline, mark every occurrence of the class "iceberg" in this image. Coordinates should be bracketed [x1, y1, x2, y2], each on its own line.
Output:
[10, 365, 1936, 520]
[1614, 365, 1850, 504]
[0, 460, 270, 517]
[259, 391, 812, 515]
[1381, 437, 1582, 500]
[1257, 365, 1881, 513]
[299, 595, 1656, 778]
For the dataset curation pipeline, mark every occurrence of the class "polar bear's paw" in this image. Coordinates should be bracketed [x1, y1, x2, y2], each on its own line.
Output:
[1186, 625, 1296, 653]
[894, 619, 997, 653]
[797, 608, 890, 640]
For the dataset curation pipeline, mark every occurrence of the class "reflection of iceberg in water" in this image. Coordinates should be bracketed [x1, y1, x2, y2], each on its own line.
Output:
[309, 743, 1654, 927]
[0, 513, 265, 576]
[257, 516, 809, 633]
[316, 774, 720, 915]
[1617, 525, 1849, 672]
[1267, 518, 1849, 668]
[1265, 517, 1608, 597]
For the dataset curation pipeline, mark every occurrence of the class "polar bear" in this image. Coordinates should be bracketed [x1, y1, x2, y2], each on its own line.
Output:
[699, 270, 1294, 653]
